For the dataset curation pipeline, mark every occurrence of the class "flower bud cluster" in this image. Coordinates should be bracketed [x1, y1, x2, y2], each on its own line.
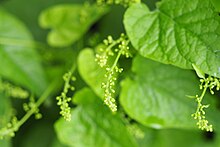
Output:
[56, 72, 76, 121]
[0, 80, 29, 99]
[23, 96, 42, 120]
[192, 76, 220, 132]
[95, 34, 131, 112]
[0, 117, 18, 139]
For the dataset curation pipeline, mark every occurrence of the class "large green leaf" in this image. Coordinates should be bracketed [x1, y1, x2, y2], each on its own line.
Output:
[77, 49, 105, 98]
[55, 88, 137, 147]
[119, 55, 218, 129]
[39, 4, 108, 47]
[0, 9, 47, 95]
[211, 0, 220, 11]
[137, 126, 220, 147]
[124, 1, 220, 78]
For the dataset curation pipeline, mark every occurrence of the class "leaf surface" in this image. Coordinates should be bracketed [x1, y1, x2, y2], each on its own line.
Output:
[124, 1, 220, 77]
[120, 55, 218, 129]
[77, 49, 105, 98]
[39, 4, 108, 47]
[55, 88, 137, 147]
[0, 9, 47, 95]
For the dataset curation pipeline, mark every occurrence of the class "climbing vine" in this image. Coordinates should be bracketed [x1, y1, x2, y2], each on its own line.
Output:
[0, 0, 220, 146]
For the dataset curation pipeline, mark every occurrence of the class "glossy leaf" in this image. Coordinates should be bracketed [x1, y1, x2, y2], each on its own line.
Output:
[124, 1, 220, 78]
[0, 9, 47, 95]
[77, 48, 105, 98]
[120, 55, 216, 129]
[55, 88, 137, 147]
[39, 4, 108, 47]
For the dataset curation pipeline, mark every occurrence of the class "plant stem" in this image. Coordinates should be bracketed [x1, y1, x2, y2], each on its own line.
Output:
[0, 79, 59, 138]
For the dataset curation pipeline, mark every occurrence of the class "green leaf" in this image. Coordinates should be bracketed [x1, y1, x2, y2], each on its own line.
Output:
[0, 9, 47, 95]
[51, 138, 68, 147]
[138, 127, 220, 147]
[55, 88, 137, 147]
[124, 1, 220, 78]
[120, 55, 208, 129]
[1, 0, 83, 41]
[211, 0, 220, 11]
[39, 4, 108, 47]
[77, 49, 105, 98]
[192, 64, 205, 79]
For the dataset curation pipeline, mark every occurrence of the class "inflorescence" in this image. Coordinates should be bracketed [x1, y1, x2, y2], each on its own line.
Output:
[0, 96, 42, 139]
[191, 76, 220, 132]
[95, 33, 132, 112]
[96, 0, 140, 7]
[0, 80, 29, 99]
[56, 69, 76, 121]
[0, 81, 58, 139]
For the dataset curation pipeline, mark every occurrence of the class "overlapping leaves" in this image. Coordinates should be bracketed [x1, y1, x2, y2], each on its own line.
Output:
[120, 55, 219, 129]
[55, 88, 137, 147]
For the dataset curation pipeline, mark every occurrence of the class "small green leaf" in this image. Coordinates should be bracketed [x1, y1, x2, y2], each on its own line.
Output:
[39, 4, 108, 47]
[192, 64, 205, 79]
[77, 48, 105, 98]
[55, 88, 137, 147]
[124, 1, 220, 78]
[120, 55, 205, 129]
[0, 9, 47, 95]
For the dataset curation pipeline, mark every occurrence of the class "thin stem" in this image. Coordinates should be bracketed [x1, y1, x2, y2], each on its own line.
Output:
[111, 51, 122, 71]
[0, 79, 59, 137]
[195, 81, 208, 113]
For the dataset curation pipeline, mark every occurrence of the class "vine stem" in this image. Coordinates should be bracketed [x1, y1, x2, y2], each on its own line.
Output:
[104, 49, 123, 111]
[0, 79, 59, 137]
[199, 79, 208, 102]
[195, 80, 208, 113]
[105, 50, 122, 87]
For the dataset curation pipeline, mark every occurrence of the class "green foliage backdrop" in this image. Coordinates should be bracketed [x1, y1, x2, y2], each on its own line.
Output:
[0, 0, 220, 147]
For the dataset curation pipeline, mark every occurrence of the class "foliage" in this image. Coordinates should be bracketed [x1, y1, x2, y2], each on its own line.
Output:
[0, 0, 220, 146]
